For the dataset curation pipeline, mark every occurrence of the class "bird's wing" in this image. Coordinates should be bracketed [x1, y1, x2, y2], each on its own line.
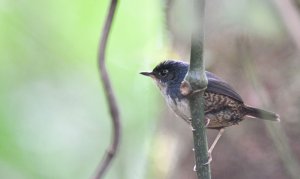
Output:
[205, 71, 243, 102]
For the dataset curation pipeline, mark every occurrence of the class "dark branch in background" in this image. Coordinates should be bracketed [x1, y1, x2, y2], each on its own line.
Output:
[93, 0, 120, 179]
[180, 0, 210, 178]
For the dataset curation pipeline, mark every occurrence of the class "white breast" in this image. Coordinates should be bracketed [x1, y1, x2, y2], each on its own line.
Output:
[165, 95, 191, 122]
[155, 80, 191, 122]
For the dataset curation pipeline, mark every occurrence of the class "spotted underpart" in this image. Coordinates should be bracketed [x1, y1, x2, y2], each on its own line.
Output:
[156, 75, 246, 129]
[164, 91, 246, 129]
[202, 92, 245, 129]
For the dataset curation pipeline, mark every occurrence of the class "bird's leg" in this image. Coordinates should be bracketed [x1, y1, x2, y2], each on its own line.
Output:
[203, 128, 225, 165]
[208, 128, 224, 154]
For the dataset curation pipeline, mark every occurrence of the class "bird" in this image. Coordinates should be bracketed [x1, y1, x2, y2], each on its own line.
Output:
[140, 60, 280, 164]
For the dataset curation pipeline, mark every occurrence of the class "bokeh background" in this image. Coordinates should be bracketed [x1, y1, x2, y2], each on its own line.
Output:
[1, 0, 300, 178]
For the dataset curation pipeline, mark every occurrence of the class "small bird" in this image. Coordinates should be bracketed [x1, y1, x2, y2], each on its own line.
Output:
[140, 60, 280, 163]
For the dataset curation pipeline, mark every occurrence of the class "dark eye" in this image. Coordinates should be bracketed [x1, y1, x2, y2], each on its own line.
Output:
[159, 69, 169, 77]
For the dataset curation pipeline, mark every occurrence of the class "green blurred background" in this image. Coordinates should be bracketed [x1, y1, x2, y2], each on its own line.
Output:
[0, 0, 164, 178]
[1, 0, 300, 179]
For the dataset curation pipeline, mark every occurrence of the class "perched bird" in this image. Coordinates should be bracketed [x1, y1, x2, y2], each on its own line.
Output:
[140, 60, 280, 163]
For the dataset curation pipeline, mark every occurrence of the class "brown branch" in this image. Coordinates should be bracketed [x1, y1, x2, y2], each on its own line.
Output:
[93, 0, 120, 179]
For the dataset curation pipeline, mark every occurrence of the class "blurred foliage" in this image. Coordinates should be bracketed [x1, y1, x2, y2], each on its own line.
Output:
[1, 0, 300, 179]
[0, 0, 165, 178]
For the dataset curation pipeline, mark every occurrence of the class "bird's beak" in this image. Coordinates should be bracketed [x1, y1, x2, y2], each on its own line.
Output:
[140, 72, 154, 78]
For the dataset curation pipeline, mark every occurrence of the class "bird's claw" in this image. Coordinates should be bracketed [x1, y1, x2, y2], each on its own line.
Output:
[191, 89, 202, 95]
[189, 125, 196, 131]
[205, 118, 211, 128]
[202, 151, 212, 165]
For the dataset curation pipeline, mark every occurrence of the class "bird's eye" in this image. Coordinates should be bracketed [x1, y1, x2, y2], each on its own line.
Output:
[159, 69, 168, 77]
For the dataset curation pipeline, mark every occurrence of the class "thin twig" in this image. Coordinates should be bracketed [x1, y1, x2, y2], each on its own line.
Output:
[93, 0, 120, 179]
[180, 0, 210, 178]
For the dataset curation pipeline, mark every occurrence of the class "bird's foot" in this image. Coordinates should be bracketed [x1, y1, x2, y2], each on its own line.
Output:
[205, 118, 211, 128]
[202, 151, 212, 165]
[189, 125, 196, 131]
[191, 89, 202, 95]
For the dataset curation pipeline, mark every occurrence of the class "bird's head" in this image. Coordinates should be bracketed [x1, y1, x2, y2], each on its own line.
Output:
[140, 60, 189, 97]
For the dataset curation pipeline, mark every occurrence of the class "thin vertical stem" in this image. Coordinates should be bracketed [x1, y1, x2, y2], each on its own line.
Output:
[180, 0, 210, 178]
[93, 0, 121, 179]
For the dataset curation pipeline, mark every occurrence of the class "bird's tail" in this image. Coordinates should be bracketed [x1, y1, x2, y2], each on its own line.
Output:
[244, 105, 280, 122]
